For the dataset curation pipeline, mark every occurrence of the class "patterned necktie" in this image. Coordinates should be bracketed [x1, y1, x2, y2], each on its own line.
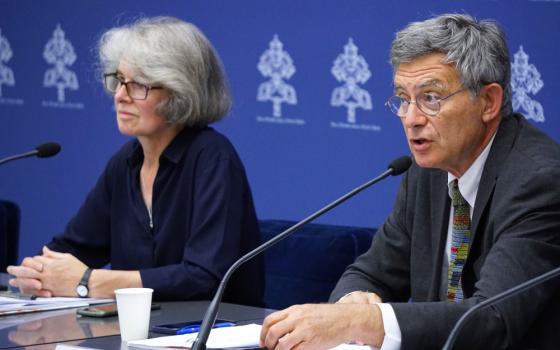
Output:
[447, 179, 472, 302]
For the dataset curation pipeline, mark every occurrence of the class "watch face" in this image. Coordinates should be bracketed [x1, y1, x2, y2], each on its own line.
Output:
[76, 284, 88, 297]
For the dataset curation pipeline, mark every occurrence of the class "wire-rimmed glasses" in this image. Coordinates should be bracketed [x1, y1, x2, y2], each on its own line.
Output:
[385, 88, 467, 117]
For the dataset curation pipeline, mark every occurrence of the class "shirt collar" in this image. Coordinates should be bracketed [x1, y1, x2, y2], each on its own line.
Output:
[447, 134, 496, 208]
[127, 141, 143, 168]
[160, 127, 202, 164]
[126, 126, 206, 168]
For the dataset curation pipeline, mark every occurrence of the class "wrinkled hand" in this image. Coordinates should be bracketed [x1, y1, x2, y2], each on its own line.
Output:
[337, 291, 382, 304]
[7, 246, 87, 297]
[259, 303, 384, 350]
[7, 252, 51, 297]
[33, 246, 88, 297]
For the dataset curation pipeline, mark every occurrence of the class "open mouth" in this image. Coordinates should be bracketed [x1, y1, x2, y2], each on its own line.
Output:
[412, 138, 428, 145]
[410, 138, 432, 151]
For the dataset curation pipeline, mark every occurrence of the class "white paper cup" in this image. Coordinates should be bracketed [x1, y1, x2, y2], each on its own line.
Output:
[114, 288, 154, 342]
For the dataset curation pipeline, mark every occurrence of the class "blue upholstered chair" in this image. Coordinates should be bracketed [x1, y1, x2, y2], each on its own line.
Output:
[0, 200, 20, 273]
[259, 219, 375, 310]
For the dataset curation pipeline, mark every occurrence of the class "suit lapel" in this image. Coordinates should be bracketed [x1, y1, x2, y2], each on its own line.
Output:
[427, 170, 451, 301]
[471, 115, 519, 237]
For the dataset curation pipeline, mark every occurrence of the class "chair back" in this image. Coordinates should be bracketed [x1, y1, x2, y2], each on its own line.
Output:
[259, 219, 375, 310]
[0, 200, 20, 272]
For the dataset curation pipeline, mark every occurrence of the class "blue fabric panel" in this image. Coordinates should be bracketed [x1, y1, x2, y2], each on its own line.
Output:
[259, 219, 375, 310]
[2, 0, 559, 273]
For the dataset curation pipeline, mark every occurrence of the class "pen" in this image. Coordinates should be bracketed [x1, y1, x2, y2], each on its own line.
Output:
[177, 321, 235, 335]
[0, 291, 37, 300]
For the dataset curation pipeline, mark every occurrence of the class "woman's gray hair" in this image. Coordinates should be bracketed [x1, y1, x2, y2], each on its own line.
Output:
[97, 16, 231, 126]
[390, 13, 512, 117]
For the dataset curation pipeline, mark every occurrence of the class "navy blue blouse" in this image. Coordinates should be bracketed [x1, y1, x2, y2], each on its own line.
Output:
[48, 127, 263, 303]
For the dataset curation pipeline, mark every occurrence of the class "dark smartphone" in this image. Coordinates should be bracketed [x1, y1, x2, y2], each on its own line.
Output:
[150, 319, 235, 335]
[77, 302, 161, 317]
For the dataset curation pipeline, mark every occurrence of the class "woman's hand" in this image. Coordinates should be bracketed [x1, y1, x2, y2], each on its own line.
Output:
[7, 246, 88, 298]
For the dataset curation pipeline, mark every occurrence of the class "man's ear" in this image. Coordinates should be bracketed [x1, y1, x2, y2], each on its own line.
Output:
[480, 83, 504, 123]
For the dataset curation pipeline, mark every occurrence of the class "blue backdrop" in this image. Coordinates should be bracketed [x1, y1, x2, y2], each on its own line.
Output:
[1, 0, 559, 260]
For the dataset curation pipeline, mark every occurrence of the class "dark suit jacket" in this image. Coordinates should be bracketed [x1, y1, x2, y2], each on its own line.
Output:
[330, 114, 560, 350]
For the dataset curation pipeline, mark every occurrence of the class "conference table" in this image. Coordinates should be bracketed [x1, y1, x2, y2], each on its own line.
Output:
[0, 299, 274, 349]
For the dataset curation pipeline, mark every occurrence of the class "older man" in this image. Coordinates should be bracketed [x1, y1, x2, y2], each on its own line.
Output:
[260, 14, 560, 350]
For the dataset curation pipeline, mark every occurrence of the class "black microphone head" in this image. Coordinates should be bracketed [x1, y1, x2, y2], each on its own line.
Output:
[388, 156, 412, 176]
[35, 142, 61, 158]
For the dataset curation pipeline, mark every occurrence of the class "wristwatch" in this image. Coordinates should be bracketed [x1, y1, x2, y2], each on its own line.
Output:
[76, 267, 93, 298]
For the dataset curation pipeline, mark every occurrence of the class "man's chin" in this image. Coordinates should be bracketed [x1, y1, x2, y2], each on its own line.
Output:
[412, 155, 440, 170]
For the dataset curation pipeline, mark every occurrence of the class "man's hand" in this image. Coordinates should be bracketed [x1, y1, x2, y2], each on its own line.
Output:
[337, 291, 382, 304]
[259, 303, 385, 350]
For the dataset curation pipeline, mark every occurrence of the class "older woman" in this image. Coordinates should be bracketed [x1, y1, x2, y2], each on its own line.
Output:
[7, 17, 262, 303]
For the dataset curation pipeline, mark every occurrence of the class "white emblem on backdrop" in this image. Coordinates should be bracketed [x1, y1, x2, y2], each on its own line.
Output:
[41, 24, 83, 109]
[330, 38, 379, 132]
[0, 28, 23, 106]
[256, 35, 303, 125]
[511, 46, 544, 122]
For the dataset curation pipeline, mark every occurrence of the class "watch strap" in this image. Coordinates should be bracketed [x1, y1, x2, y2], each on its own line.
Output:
[78, 267, 93, 297]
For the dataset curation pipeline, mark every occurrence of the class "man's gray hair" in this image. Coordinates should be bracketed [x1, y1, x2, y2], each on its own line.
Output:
[390, 13, 512, 116]
[97, 16, 231, 126]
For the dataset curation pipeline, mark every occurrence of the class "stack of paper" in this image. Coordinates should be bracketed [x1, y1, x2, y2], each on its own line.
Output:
[129, 323, 262, 349]
[128, 324, 376, 349]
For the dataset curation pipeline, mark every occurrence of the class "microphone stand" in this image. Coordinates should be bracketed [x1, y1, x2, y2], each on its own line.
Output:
[191, 166, 401, 350]
[0, 142, 61, 166]
[442, 265, 560, 350]
[0, 150, 38, 166]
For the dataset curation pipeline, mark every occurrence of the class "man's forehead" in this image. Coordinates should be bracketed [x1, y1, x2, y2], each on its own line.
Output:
[393, 55, 460, 90]
[393, 78, 447, 91]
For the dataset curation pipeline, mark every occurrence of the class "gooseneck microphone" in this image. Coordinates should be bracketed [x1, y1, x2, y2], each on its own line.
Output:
[0, 142, 61, 166]
[442, 265, 560, 350]
[190, 156, 412, 350]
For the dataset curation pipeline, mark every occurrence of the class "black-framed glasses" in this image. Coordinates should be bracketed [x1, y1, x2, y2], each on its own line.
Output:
[385, 88, 467, 117]
[103, 73, 163, 100]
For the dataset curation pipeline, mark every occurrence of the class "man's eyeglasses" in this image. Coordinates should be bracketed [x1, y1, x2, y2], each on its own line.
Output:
[385, 88, 467, 117]
[103, 73, 163, 100]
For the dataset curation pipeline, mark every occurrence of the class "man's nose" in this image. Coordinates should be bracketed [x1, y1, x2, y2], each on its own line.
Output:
[403, 102, 428, 128]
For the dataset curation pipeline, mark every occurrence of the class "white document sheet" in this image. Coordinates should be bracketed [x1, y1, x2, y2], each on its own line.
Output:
[128, 323, 375, 349]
